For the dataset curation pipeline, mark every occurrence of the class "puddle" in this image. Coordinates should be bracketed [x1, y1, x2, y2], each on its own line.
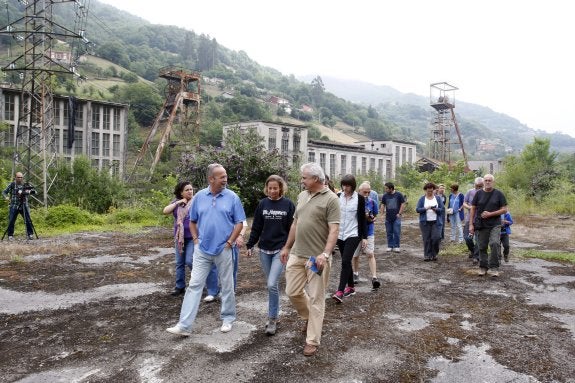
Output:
[13, 367, 100, 383]
[385, 312, 451, 332]
[191, 321, 257, 353]
[428, 343, 540, 382]
[0, 283, 162, 314]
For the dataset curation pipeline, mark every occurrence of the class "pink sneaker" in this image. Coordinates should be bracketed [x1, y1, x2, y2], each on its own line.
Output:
[343, 287, 356, 297]
[332, 291, 344, 303]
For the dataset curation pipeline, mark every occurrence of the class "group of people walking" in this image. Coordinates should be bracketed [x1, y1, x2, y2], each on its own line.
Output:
[162, 163, 377, 356]
[415, 174, 511, 277]
[162, 162, 512, 357]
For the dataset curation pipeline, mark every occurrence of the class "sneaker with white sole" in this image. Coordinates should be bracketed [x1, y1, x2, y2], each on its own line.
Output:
[478, 268, 487, 276]
[487, 269, 500, 277]
[166, 325, 192, 336]
[343, 287, 356, 297]
[393, 247, 401, 253]
[220, 322, 233, 333]
[265, 319, 277, 336]
[386, 247, 392, 252]
[203, 295, 216, 302]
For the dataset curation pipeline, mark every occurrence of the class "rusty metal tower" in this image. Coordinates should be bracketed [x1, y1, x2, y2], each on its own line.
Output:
[429, 82, 469, 169]
[0, 0, 89, 206]
[129, 66, 201, 181]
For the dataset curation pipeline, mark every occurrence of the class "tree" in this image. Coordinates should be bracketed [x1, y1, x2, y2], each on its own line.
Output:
[311, 76, 325, 118]
[500, 137, 559, 199]
[118, 83, 163, 126]
[176, 126, 290, 214]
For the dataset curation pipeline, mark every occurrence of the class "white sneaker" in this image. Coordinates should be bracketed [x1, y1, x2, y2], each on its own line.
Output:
[8, 236, 14, 241]
[203, 295, 216, 302]
[220, 322, 233, 333]
[393, 247, 401, 252]
[386, 247, 392, 252]
[166, 325, 192, 336]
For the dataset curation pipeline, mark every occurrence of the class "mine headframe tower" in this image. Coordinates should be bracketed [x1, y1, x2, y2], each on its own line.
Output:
[129, 66, 201, 181]
[429, 82, 469, 170]
[0, 0, 90, 206]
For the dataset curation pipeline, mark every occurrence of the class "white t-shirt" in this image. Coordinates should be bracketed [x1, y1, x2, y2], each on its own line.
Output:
[424, 196, 438, 221]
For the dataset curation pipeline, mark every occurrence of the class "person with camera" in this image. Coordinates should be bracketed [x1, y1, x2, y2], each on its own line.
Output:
[3, 172, 36, 241]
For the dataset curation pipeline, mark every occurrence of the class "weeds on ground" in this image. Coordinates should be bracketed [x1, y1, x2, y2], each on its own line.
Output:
[516, 249, 575, 264]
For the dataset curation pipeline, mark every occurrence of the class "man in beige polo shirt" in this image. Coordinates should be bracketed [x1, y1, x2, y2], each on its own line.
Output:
[280, 162, 340, 357]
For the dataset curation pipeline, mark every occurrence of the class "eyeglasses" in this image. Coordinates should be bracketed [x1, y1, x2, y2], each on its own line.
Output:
[16, 176, 23, 178]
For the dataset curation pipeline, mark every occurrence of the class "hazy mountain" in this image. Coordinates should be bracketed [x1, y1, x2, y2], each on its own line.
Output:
[301, 75, 575, 155]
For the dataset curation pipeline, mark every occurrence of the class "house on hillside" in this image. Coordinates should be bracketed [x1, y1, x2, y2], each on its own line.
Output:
[0, 86, 129, 177]
[415, 156, 443, 173]
[468, 160, 504, 175]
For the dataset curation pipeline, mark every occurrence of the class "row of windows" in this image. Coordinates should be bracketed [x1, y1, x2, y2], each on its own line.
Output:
[308, 152, 391, 178]
[268, 127, 301, 153]
[3, 94, 122, 131]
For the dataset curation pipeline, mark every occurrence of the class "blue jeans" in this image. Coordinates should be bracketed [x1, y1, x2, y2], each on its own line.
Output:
[450, 213, 464, 242]
[174, 238, 194, 290]
[7, 206, 34, 236]
[178, 246, 236, 330]
[259, 249, 284, 319]
[232, 246, 239, 291]
[385, 218, 402, 248]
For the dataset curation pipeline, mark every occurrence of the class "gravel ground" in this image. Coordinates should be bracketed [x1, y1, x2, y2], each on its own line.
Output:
[0, 214, 574, 383]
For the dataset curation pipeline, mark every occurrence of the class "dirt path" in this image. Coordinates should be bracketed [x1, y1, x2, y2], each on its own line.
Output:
[0, 215, 574, 382]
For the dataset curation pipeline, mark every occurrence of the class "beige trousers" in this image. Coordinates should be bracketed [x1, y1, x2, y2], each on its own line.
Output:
[285, 254, 332, 346]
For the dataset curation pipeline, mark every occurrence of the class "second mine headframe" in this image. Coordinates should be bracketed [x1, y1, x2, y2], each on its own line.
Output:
[129, 66, 201, 181]
[429, 82, 469, 171]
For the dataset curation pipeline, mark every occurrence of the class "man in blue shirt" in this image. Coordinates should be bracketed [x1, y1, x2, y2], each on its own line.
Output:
[166, 163, 246, 336]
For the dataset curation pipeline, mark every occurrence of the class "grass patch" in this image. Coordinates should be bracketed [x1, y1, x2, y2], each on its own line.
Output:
[439, 242, 469, 257]
[516, 249, 575, 263]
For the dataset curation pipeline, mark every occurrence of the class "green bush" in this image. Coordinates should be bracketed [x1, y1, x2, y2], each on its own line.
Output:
[106, 207, 157, 224]
[43, 204, 97, 228]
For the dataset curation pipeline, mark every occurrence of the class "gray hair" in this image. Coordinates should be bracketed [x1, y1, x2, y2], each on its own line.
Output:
[301, 162, 325, 184]
[358, 181, 371, 191]
[207, 163, 224, 178]
[474, 177, 484, 185]
[483, 174, 495, 182]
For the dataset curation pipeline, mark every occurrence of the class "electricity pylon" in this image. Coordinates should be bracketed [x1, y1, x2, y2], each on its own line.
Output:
[0, 0, 90, 206]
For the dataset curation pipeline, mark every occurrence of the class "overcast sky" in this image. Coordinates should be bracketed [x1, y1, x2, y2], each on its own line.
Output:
[97, 0, 574, 138]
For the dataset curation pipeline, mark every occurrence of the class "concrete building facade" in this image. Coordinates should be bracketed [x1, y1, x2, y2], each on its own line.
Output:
[224, 121, 416, 180]
[0, 87, 129, 177]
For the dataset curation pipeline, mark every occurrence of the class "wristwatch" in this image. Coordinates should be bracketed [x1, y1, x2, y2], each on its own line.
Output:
[321, 252, 330, 260]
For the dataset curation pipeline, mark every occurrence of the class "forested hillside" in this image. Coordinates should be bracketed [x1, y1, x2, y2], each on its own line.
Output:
[1, 0, 573, 165]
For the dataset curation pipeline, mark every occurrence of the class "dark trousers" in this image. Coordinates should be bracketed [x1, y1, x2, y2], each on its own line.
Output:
[420, 221, 441, 260]
[463, 221, 479, 259]
[7, 206, 34, 236]
[336, 236, 361, 292]
[477, 225, 501, 269]
[500, 233, 510, 259]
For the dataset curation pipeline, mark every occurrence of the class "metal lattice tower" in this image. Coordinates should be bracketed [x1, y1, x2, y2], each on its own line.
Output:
[429, 82, 469, 169]
[0, 0, 89, 206]
[129, 66, 201, 181]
